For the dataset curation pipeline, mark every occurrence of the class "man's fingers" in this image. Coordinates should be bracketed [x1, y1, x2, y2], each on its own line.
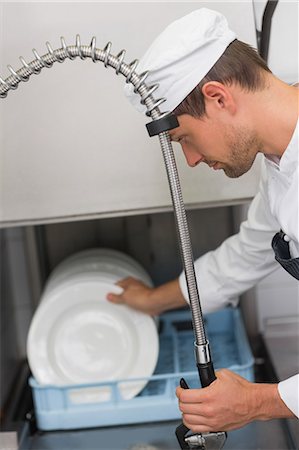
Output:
[182, 414, 212, 433]
[183, 413, 209, 425]
[106, 293, 124, 303]
[179, 402, 212, 417]
[176, 386, 208, 403]
[116, 277, 136, 288]
[106, 284, 124, 303]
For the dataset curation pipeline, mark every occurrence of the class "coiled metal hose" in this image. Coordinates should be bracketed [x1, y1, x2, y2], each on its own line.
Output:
[0, 35, 207, 346]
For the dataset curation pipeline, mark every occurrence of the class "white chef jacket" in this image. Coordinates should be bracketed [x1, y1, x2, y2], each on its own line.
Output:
[179, 120, 299, 417]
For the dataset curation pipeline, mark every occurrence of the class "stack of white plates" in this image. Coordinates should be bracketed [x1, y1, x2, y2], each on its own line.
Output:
[27, 249, 159, 401]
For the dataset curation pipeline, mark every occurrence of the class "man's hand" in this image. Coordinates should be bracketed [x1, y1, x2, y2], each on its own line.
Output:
[176, 369, 295, 432]
[106, 278, 186, 316]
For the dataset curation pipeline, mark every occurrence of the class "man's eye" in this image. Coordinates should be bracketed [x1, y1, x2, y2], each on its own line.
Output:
[171, 135, 185, 144]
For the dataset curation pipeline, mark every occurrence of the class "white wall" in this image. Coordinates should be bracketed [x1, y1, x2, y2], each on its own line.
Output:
[253, 0, 298, 83]
[267, 0, 298, 84]
[0, 1, 260, 226]
[254, 267, 299, 332]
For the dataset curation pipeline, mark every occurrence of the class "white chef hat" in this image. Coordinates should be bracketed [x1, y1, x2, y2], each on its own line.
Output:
[124, 8, 236, 114]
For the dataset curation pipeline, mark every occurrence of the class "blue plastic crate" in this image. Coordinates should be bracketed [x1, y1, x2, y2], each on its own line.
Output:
[29, 307, 254, 430]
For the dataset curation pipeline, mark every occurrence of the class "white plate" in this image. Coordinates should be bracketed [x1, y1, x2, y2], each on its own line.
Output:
[27, 279, 159, 401]
[44, 248, 153, 297]
[47, 248, 152, 284]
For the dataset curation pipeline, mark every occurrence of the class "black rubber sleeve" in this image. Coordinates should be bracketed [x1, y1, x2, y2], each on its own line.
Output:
[146, 114, 179, 137]
[197, 361, 217, 388]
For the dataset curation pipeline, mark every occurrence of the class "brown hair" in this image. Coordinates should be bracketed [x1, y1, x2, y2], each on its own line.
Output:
[173, 39, 271, 118]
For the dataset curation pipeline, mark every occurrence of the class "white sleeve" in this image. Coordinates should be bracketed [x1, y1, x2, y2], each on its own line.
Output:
[179, 162, 280, 314]
[278, 375, 299, 417]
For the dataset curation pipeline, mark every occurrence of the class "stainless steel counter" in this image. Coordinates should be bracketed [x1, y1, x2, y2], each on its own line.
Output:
[25, 419, 292, 450]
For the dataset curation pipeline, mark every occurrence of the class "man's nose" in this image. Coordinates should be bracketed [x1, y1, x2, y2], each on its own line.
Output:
[182, 146, 203, 167]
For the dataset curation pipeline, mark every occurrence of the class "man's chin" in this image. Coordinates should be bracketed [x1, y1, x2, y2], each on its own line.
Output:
[223, 166, 248, 178]
[223, 159, 256, 178]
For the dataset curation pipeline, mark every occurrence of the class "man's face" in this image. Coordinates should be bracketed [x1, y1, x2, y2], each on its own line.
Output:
[169, 114, 262, 178]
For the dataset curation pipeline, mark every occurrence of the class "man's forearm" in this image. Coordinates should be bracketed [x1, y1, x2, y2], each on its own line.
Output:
[149, 278, 187, 315]
[107, 277, 187, 315]
[250, 383, 295, 420]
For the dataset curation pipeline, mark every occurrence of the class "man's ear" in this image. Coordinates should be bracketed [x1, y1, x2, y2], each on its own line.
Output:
[201, 81, 236, 115]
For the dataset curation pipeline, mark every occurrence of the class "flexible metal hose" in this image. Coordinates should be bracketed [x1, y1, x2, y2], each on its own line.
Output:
[157, 132, 206, 344]
[0, 36, 207, 345]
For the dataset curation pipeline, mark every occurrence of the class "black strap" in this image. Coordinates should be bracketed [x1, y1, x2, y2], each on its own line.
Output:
[272, 230, 299, 280]
[272, 230, 291, 259]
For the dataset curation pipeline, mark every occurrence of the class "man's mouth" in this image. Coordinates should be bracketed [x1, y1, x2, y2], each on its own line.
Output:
[212, 162, 222, 170]
[207, 161, 218, 169]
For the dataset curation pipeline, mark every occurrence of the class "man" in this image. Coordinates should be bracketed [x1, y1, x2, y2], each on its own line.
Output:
[107, 8, 298, 431]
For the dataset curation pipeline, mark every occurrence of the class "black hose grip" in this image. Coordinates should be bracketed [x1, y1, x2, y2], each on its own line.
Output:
[146, 114, 179, 137]
[197, 361, 217, 388]
[175, 378, 191, 449]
